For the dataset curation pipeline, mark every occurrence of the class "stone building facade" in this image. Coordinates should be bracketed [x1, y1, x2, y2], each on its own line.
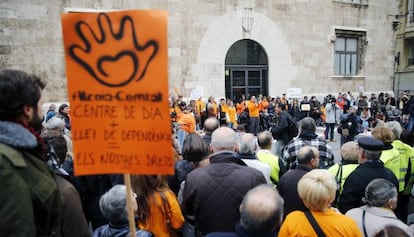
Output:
[394, 0, 414, 96]
[0, 0, 398, 102]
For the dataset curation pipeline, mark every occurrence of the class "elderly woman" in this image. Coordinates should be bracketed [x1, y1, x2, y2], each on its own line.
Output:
[346, 179, 414, 237]
[279, 169, 362, 236]
[93, 185, 153, 237]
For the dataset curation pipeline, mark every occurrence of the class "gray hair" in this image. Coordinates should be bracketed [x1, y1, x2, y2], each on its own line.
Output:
[46, 116, 65, 130]
[385, 121, 403, 140]
[341, 141, 359, 161]
[239, 133, 256, 154]
[300, 117, 316, 132]
[204, 118, 220, 135]
[240, 184, 284, 233]
[211, 127, 239, 152]
[257, 131, 273, 149]
[363, 178, 397, 207]
[362, 149, 382, 160]
[297, 146, 319, 164]
[99, 185, 128, 223]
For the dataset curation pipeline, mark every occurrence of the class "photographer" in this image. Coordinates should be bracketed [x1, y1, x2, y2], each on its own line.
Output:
[338, 106, 361, 145]
[325, 98, 341, 142]
[309, 96, 321, 123]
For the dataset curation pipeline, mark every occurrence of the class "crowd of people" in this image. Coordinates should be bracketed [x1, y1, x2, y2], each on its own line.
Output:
[2, 68, 414, 237]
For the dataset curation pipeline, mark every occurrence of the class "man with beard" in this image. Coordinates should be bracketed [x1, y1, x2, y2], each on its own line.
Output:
[0, 69, 61, 236]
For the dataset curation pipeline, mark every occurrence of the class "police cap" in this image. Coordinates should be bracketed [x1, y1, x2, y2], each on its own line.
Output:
[357, 136, 384, 151]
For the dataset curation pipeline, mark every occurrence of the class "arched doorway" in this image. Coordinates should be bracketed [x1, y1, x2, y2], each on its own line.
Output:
[225, 39, 268, 101]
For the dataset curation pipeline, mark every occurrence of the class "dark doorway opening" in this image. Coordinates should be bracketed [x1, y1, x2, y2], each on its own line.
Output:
[225, 39, 268, 101]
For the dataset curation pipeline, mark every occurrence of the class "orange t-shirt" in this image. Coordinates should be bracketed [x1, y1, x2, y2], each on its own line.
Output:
[220, 104, 229, 113]
[207, 102, 218, 117]
[278, 209, 362, 237]
[259, 100, 269, 112]
[236, 102, 246, 115]
[177, 113, 196, 133]
[138, 190, 185, 236]
[247, 101, 260, 118]
[195, 99, 206, 116]
[226, 106, 238, 126]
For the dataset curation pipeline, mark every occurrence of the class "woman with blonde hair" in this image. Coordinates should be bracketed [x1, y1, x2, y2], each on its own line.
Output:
[279, 169, 362, 237]
[131, 175, 184, 236]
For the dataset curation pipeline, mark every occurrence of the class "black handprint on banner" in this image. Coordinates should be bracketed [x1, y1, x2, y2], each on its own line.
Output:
[68, 13, 158, 87]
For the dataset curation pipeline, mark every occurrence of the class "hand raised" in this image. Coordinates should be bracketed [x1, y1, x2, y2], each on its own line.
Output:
[68, 13, 158, 87]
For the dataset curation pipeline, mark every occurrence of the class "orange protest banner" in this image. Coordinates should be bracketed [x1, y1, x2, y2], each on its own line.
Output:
[61, 10, 172, 175]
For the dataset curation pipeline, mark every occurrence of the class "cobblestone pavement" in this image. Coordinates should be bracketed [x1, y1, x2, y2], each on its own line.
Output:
[315, 126, 341, 163]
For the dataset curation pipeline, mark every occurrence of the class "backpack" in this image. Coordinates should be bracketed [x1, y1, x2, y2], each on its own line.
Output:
[286, 114, 299, 141]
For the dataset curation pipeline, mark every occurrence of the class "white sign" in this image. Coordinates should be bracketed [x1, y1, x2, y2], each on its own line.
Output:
[287, 88, 302, 99]
[190, 86, 204, 100]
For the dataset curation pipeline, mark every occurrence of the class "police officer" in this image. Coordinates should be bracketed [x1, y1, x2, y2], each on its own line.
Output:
[338, 136, 399, 214]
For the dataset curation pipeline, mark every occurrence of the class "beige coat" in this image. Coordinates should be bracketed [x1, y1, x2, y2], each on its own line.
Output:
[346, 205, 413, 237]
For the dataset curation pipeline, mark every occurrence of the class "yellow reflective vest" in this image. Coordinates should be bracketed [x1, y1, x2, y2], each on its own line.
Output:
[256, 150, 280, 184]
[328, 161, 359, 195]
[380, 146, 402, 191]
[392, 140, 414, 194]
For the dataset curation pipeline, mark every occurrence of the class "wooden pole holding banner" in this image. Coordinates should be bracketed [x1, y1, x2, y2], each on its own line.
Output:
[124, 174, 137, 237]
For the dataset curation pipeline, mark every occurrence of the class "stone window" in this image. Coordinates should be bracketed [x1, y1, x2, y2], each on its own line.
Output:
[409, 0, 414, 23]
[334, 29, 367, 76]
[406, 38, 414, 66]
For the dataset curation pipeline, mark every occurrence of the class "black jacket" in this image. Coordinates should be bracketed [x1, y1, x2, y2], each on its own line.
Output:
[182, 151, 266, 235]
[168, 160, 194, 195]
[338, 160, 398, 214]
[271, 111, 290, 143]
[277, 164, 312, 217]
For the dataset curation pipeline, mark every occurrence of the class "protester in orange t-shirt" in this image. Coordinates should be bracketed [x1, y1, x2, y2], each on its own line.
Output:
[259, 97, 269, 112]
[226, 100, 238, 129]
[131, 175, 184, 237]
[236, 98, 246, 115]
[178, 105, 196, 134]
[207, 96, 218, 118]
[279, 170, 362, 237]
[195, 97, 206, 129]
[247, 96, 260, 135]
